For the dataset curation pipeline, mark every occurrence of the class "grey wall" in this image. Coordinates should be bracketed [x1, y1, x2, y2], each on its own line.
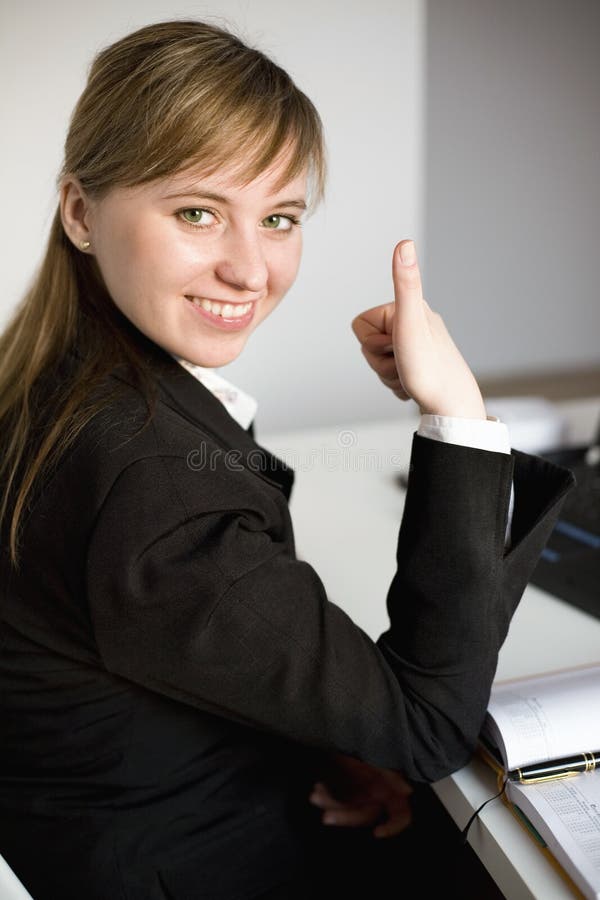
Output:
[0, 0, 425, 434]
[424, 0, 600, 380]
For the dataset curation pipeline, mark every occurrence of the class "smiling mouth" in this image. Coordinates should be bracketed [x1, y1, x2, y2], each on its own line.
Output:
[185, 296, 254, 319]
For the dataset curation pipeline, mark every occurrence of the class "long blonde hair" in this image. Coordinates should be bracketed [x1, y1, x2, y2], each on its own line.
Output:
[0, 18, 327, 570]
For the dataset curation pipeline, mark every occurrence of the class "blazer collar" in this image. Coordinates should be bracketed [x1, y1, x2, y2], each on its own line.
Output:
[70, 325, 295, 500]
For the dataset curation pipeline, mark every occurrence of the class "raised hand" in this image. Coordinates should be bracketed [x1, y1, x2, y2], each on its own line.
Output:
[351, 240, 487, 419]
[308, 751, 413, 839]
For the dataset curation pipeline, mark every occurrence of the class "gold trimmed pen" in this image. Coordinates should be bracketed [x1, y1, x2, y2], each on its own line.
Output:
[511, 751, 600, 784]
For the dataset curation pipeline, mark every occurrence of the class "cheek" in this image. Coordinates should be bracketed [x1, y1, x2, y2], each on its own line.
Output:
[94, 216, 147, 297]
[124, 221, 186, 284]
[98, 216, 199, 299]
[271, 238, 302, 293]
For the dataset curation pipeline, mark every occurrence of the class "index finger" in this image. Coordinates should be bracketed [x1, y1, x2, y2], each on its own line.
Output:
[351, 302, 395, 344]
[373, 807, 413, 838]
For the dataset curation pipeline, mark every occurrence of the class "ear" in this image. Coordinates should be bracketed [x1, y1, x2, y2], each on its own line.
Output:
[59, 175, 95, 253]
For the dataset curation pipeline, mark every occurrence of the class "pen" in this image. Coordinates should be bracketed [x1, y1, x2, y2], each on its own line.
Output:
[511, 751, 600, 784]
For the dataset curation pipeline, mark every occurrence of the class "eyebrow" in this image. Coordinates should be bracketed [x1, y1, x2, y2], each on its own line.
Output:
[162, 188, 307, 211]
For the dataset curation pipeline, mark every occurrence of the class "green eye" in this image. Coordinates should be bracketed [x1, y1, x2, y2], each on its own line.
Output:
[263, 214, 291, 231]
[181, 209, 209, 225]
[178, 208, 299, 232]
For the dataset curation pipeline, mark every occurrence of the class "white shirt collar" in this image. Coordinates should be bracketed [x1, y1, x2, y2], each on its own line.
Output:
[170, 354, 258, 431]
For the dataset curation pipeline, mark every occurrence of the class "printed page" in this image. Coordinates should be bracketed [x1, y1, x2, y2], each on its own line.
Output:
[484, 663, 600, 770]
[508, 772, 600, 900]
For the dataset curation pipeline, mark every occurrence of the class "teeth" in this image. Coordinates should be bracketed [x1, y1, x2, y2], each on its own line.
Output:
[189, 297, 252, 318]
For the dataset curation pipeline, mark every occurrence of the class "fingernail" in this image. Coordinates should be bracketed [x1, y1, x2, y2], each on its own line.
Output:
[399, 240, 416, 265]
[383, 344, 393, 353]
[323, 813, 338, 824]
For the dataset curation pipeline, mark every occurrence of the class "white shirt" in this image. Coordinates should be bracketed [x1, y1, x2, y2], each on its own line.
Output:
[173, 357, 258, 430]
[170, 354, 514, 547]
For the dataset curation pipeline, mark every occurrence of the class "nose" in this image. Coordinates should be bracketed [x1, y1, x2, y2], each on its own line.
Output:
[214, 229, 268, 295]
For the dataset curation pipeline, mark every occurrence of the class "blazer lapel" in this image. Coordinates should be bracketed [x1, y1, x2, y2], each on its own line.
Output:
[154, 359, 295, 500]
[70, 326, 295, 500]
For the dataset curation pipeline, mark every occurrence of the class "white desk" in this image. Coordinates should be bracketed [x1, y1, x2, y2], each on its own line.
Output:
[261, 397, 600, 900]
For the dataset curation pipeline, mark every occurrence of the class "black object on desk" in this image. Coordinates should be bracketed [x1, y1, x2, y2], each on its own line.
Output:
[529, 416, 600, 619]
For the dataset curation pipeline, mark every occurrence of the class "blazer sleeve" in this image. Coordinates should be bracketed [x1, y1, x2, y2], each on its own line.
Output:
[85, 432, 575, 783]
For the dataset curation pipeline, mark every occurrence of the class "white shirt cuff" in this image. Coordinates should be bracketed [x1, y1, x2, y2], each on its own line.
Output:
[417, 414, 511, 455]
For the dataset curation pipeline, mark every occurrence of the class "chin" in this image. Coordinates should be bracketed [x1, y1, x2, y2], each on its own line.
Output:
[179, 339, 247, 369]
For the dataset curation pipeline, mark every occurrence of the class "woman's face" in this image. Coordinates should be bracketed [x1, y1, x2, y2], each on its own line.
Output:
[80, 151, 307, 367]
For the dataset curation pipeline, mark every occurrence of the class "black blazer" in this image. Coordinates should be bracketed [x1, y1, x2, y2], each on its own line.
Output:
[0, 328, 575, 900]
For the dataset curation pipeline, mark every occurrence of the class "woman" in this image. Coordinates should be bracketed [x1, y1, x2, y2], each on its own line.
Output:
[0, 19, 573, 900]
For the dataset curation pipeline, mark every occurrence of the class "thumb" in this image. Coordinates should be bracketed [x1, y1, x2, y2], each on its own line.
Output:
[392, 239, 426, 331]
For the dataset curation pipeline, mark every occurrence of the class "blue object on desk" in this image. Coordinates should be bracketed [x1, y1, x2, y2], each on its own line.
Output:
[530, 415, 600, 618]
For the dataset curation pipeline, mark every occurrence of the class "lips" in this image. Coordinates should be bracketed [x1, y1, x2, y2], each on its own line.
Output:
[185, 295, 253, 319]
[185, 295, 256, 331]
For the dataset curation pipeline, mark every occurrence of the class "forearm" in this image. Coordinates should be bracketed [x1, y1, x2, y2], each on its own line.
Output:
[375, 434, 573, 777]
[417, 413, 514, 547]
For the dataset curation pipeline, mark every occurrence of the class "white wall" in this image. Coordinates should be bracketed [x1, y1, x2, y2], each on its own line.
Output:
[0, 0, 425, 433]
[3, 1, 598, 434]
[424, 0, 600, 379]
